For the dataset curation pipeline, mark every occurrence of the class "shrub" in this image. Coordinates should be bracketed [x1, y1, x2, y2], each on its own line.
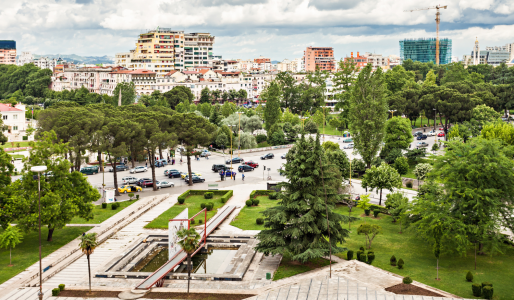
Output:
[177, 190, 190, 203]
[402, 277, 413, 284]
[356, 250, 362, 261]
[111, 203, 118, 210]
[367, 252, 375, 265]
[466, 271, 473, 282]
[405, 181, 413, 188]
[178, 197, 185, 204]
[347, 250, 354, 260]
[58, 284, 65, 291]
[472, 283, 482, 297]
[359, 252, 367, 262]
[206, 202, 214, 211]
[364, 209, 371, 216]
[256, 134, 267, 143]
[256, 218, 264, 225]
[397, 258, 404, 269]
[128, 193, 134, 199]
[136, 194, 139, 200]
[252, 199, 260, 206]
[483, 286, 493, 299]
[190, 219, 195, 224]
[220, 190, 233, 203]
[269, 192, 277, 200]
[22, 136, 28, 141]
[52, 288, 60, 296]
[360, 246, 365, 251]
[102, 203, 107, 209]
[201, 203, 206, 209]
[482, 282, 492, 288]
[198, 219, 203, 224]
[204, 192, 213, 199]
[390, 255, 397, 266]
[373, 209, 380, 218]
[246, 200, 253, 207]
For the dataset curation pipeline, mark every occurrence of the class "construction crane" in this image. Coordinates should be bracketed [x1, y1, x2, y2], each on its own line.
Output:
[404, 5, 448, 65]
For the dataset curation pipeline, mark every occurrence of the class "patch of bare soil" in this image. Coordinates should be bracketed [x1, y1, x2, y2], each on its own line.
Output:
[385, 283, 444, 297]
[58, 290, 121, 297]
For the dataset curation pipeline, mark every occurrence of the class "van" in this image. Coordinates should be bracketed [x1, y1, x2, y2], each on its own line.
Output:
[80, 166, 99, 175]
[122, 176, 138, 184]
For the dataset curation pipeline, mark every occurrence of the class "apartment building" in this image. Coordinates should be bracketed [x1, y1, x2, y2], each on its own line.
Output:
[343, 52, 368, 69]
[51, 67, 122, 93]
[0, 103, 30, 142]
[17, 51, 33, 66]
[362, 52, 389, 68]
[0, 40, 16, 65]
[253, 56, 272, 72]
[304, 47, 336, 72]
[184, 32, 215, 69]
[277, 59, 295, 72]
[33, 56, 66, 71]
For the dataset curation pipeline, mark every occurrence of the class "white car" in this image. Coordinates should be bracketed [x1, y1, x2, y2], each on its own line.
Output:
[343, 143, 354, 149]
[122, 176, 138, 184]
[130, 166, 148, 173]
[200, 151, 211, 157]
[156, 181, 174, 188]
[426, 131, 436, 137]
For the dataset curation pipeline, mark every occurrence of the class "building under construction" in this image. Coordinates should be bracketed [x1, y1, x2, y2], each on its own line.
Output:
[399, 38, 452, 65]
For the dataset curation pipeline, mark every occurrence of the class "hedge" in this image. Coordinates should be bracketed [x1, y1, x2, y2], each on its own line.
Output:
[249, 190, 273, 199]
[178, 190, 234, 204]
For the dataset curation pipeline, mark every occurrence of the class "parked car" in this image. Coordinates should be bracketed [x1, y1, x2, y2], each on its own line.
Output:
[416, 142, 429, 148]
[426, 131, 436, 136]
[343, 138, 353, 143]
[108, 164, 129, 172]
[280, 154, 286, 159]
[136, 178, 152, 186]
[200, 151, 211, 157]
[130, 166, 148, 173]
[238, 165, 254, 172]
[416, 135, 427, 140]
[156, 181, 174, 188]
[260, 153, 274, 160]
[225, 157, 244, 164]
[413, 131, 423, 137]
[244, 161, 259, 168]
[80, 166, 99, 175]
[437, 132, 445, 137]
[343, 143, 354, 149]
[212, 164, 228, 172]
[164, 169, 178, 176]
[157, 159, 168, 166]
[180, 171, 201, 179]
[118, 185, 142, 193]
[139, 179, 154, 188]
[184, 175, 205, 183]
[122, 176, 138, 184]
[438, 127, 444, 131]
[167, 170, 181, 178]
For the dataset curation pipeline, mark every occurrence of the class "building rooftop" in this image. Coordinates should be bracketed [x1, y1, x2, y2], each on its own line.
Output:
[0, 103, 23, 112]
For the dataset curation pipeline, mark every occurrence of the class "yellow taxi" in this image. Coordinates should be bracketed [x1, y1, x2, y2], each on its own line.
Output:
[118, 185, 142, 194]
[180, 171, 202, 179]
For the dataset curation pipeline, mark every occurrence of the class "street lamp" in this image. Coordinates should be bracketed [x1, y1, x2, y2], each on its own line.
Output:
[389, 110, 396, 118]
[237, 111, 244, 157]
[433, 108, 437, 144]
[31, 165, 47, 300]
[300, 116, 307, 130]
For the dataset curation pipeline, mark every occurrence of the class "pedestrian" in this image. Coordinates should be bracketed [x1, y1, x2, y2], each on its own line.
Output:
[172, 158, 175, 165]
[145, 162, 147, 167]
[242, 173, 245, 181]
[233, 172, 236, 180]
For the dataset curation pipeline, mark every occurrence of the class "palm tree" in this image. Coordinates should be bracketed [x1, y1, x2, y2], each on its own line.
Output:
[177, 228, 201, 294]
[79, 233, 98, 294]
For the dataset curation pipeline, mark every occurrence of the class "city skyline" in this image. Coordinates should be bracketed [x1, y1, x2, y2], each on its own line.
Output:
[1, 0, 514, 61]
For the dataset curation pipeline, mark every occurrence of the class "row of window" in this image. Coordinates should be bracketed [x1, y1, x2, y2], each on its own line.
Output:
[2, 114, 19, 120]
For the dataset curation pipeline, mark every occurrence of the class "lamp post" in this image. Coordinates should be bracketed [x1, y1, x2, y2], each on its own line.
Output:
[322, 107, 326, 143]
[389, 110, 396, 118]
[228, 125, 236, 179]
[300, 116, 307, 131]
[31, 165, 47, 300]
[237, 111, 244, 157]
[433, 108, 437, 143]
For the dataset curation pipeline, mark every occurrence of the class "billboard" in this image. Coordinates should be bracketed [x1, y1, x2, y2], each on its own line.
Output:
[168, 208, 189, 261]
[104, 189, 116, 203]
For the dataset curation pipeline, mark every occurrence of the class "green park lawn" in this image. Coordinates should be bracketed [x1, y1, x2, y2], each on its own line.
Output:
[0, 226, 92, 285]
[230, 195, 277, 230]
[1, 141, 33, 150]
[68, 200, 138, 224]
[333, 205, 514, 299]
[145, 195, 226, 229]
[273, 255, 331, 281]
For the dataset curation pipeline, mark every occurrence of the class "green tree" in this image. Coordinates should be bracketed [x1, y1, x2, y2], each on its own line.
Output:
[304, 120, 318, 134]
[384, 192, 409, 233]
[0, 148, 14, 227]
[282, 108, 300, 126]
[215, 133, 228, 153]
[0, 224, 23, 266]
[79, 233, 98, 293]
[262, 81, 282, 131]
[170, 113, 216, 185]
[199, 102, 212, 117]
[199, 87, 211, 104]
[113, 82, 136, 105]
[221, 101, 237, 117]
[357, 224, 381, 249]
[209, 104, 222, 126]
[361, 162, 402, 205]
[256, 134, 350, 262]
[239, 132, 258, 149]
[422, 70, 437, 88]
[163, 86, 194, 110]
[311, 110, 324, 126]
[326, 149, 350, 180]
[349, 65, 388, 168]
[12, 131, 100, 241]
[393, 156, 409, 176]
[333, 59, 358, 126]
[322, 141, 340, 152]
[472, 104, 501, 125]
[384, 65, 415, 95]
[441, 62, 469, 85]
[413, 163, 433, 187]
[329, 118, 345, 136]
[244, 115, 263, 133]
[269, 130, 286, 146]
[276, 72, 300, 110]
[177, 228, 201, 294]
[384, 116, 413, 152]
[480, 122, 514, 145]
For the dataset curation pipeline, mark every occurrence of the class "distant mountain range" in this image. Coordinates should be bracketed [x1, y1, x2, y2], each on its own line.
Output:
[33, 54, 114, 64]
[271, 60, 280, 64]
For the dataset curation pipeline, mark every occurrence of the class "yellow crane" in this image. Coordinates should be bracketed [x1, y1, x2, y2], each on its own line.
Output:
[404, 5, 448, 65]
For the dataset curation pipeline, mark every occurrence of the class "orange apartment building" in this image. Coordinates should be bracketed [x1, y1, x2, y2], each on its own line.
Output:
[0, 40, 16, 65]
[344, 52, 368, 69]
[304, 47, 336, 72]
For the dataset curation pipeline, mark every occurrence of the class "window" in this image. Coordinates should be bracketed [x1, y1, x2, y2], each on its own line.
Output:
[2, 115, 6, 120]
[13, 126, 18, 130]
[13, 114, 17, 120]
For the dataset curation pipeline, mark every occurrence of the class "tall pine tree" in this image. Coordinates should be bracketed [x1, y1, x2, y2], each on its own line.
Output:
[256, 134, 351, 263]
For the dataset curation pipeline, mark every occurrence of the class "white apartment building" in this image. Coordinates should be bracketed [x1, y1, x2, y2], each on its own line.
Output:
[33, 56, 65, 71]
[17, 51, 33, 66]
[184, 32, 215, 69]
[50, 67, 121, 93]
[0, 103, 30, 142]
[276, 59, 295, 72]
[293, 58, 305, 72]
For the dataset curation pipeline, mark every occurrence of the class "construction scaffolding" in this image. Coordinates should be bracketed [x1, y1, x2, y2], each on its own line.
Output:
[400, 38, 452, 65]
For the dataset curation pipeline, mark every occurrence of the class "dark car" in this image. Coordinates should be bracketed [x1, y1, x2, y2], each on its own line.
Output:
[238, 165, 254, 172]
[136, 178, 152, 186]
[225, 157, 244, 164]
[244, 161, 259, 168]
[108, 164, 129, 172]
[212, 164, 228, 172]
[413, 131, 423, 137]
[140, 179, 154, 187]
[260, 153, 274, 160]
[416, 135, 427, 140]
[167, 170, 181, 178]
[185, 175, 205, 183]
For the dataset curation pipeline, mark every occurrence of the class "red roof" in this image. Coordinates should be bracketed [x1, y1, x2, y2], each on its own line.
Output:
[198, 69, 211, 75]
[165, 70, 179, 76]
[0, 104, 23, 112]
[130, 69, 156, 75]
[183, 71, 200, 74]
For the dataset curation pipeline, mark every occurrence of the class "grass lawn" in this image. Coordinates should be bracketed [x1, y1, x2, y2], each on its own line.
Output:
[273, 255, 331, 281]
[145, 195, 226, 229]
[230, 195, 278, 230]
[8, 154, 25, 160]
[317, 124, 346, 136]
[333, 205, 514, 299]
[68, 200, 138, 224]
[411, 116, 447, 128]
[1, 141, 33, 150]
[0, 226, 92, 285]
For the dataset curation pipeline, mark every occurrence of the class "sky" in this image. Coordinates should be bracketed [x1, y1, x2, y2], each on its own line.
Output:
[1, 0, 514, 61]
